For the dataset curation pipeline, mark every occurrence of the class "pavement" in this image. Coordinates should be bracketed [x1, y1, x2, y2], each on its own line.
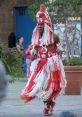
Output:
[0, 80, 82, 117]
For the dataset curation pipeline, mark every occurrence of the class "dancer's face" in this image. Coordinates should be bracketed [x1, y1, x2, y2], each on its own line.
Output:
[38, 23, 44, 36]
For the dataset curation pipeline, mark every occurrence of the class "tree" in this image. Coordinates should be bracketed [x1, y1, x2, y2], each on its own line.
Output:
[28, 0, 82, 58]
[50, 0, 82, 58]
[28, 0, 82, 22]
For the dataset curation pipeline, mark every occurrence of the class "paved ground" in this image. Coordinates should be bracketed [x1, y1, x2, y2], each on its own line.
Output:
[0, 81, 82, 117]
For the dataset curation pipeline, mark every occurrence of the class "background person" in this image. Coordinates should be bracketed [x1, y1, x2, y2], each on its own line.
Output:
[25, 44, 32, 78]
[16, 36, 26, 73]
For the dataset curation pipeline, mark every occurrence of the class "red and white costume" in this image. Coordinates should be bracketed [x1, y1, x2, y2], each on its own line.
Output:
[20, 4, 67, 116]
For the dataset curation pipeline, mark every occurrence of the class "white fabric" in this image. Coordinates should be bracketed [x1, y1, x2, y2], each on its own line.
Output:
[21, 54, 67, 101]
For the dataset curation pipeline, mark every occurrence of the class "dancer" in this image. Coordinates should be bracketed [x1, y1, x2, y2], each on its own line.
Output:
[20, 4, 66, 116]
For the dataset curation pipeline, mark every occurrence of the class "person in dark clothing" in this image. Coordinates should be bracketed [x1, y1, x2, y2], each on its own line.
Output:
[8, 32, 16, 48]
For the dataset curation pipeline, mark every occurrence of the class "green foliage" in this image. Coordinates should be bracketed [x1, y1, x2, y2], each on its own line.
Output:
[63, 57, 82, 66]
[47, 0, 82, 23]
[0, 48, 25, 81]
[28, 0, 82, 23]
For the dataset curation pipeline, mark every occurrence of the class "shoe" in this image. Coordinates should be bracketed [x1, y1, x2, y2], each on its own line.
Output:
[43, 105, 53, 116]
[43, 101, 55, 116]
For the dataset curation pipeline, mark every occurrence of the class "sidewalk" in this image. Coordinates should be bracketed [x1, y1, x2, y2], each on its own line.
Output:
[0, 81, 82, 117]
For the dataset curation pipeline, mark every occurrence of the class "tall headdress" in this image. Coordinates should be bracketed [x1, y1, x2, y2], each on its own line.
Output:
[31, 4, 54, 46]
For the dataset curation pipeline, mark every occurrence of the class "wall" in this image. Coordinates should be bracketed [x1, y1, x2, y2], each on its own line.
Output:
[0, 0, 35, 49]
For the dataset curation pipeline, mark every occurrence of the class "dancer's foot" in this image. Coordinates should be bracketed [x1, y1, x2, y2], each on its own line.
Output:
[43, 106, 52, 116]
[43, 101, 55, 116]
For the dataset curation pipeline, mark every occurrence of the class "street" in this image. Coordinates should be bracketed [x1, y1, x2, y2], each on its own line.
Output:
[0, 81, 82, 117]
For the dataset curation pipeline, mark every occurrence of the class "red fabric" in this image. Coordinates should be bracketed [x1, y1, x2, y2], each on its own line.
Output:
[45, 73, 52, 91]
[20, 95, 35, 103]
[48, 71, 61, 101]
[40, 4, 46, 13]
[26, 48, 31, 60]
[49, 48, 57, 54]
[20, 58, 47, 103]
[36, 4, 52, 28]
[26, 59, 46, 93]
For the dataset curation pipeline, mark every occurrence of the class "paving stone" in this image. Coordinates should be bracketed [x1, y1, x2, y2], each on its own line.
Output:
[0, 81, 82, 117]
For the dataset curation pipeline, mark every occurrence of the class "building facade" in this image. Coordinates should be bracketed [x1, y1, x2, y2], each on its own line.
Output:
[0, 0, 35, 48]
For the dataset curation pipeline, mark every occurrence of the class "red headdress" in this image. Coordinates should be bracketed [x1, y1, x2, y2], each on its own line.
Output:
[36, 4, 52, 28]
[31, 4, 54, 46]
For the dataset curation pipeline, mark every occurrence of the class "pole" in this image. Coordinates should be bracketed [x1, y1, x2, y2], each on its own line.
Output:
[81, 16, 82, 58]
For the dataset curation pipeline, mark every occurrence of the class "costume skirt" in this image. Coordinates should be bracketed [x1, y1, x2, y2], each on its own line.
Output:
[20, 55, 66, 103]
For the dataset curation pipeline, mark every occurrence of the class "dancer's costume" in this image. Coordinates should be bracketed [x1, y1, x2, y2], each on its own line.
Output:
[20, 4, 67, 116]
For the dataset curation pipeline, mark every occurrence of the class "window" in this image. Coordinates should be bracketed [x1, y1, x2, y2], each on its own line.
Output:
[19, 7, 25, 16]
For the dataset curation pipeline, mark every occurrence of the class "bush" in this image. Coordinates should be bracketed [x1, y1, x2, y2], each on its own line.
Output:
[0, 47, 25, 81]
[63, 57, 82, 66]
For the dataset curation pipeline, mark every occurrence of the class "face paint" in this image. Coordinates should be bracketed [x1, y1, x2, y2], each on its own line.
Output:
[38, 23, 44, 37]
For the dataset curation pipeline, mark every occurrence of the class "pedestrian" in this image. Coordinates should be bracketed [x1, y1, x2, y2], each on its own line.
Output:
[16, 36, 24, 56]
[16, 36, 25, 72]
[20, 4, 67, 116]
[25, 44, 32, 78]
